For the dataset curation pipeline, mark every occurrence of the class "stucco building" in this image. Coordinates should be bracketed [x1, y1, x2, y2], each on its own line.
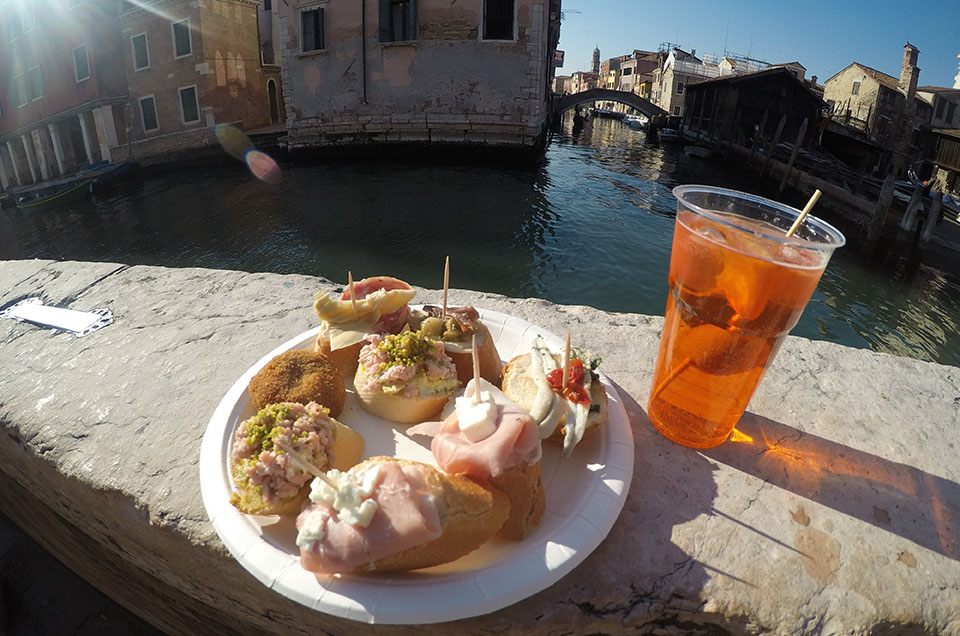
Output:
[823, 44, 933, 172]
[277, 0, 563, 156]
[0, 0, 128, 189]
[116, 0, 279, 164]
[652, 47, 719, 117]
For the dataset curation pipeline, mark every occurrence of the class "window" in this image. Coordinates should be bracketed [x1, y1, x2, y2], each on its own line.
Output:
[673, 105, 682, 116]
[851, 80, 860, 96]
[936, 99, 947, 120]
[5, 7, 23, 41]
[676, 82, 684, 95]
[948, 102, 958, 125]
[73, 44, 90, 82]
[131, 32, 149, 70]
[622, 67, 633, 76]
[482, 0, 514, 40]
[263, 0, 272, 9]
[12, 74, 27, 107]
[179, 85, 200, 123]
[26, 66, 43, 101]
[379, 0, 416, 43]
[21, 3, 35, 33]
[172, 19, 192, 58]
[139, 95, 158, 131]
[300, 6, 324, 52]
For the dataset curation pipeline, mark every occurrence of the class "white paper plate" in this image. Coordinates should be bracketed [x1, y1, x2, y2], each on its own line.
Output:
[199, 308, 634, 624]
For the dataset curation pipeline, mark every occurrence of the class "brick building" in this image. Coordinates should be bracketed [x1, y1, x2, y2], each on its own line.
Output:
[0, 0, 128, 190]
[115, 0, 278, 164]
[277, 0, 563, 155]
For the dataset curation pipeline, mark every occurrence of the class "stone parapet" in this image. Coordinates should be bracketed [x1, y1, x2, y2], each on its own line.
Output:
[0, 260, 958, 635]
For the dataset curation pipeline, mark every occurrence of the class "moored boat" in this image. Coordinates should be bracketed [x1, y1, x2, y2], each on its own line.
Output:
[14, 179, 93, 211]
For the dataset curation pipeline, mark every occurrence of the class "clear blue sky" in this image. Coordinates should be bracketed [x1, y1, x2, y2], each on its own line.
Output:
[557, 0, 960, 88]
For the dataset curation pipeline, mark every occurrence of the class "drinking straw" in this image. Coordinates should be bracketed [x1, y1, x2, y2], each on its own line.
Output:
[785, 189, 822, 238]
[274, 438, 338, 488]
[347, 271, 359, 320]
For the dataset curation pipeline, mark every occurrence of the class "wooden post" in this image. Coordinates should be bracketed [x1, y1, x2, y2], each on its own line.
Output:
[724, 107, 742, 161]
[865, 173, 895, 255]
[898, 184, 925, 233]
[921, 191, 943, 245]
[745, 109, 768, 169]
[778, 117, 809, 196]
[759, 114, 787, 181]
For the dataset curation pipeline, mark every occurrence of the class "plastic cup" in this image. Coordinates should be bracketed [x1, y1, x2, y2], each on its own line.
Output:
[647, 185, 846, 449]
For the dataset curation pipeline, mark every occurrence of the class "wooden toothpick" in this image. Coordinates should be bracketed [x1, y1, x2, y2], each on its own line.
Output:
[562, 331, 571, 391]
[471, 333, 481, 405]
[274, 439, 337, 488]
[442, 256, 449, 320]
[347, 271, 359, 320]
[785, 189, 822, 238]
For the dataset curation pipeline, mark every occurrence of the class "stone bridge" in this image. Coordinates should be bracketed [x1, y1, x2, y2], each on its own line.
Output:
[553, 88, 668, 119]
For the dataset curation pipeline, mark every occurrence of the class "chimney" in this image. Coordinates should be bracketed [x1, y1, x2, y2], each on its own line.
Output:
[898, 42, 920, 102]
[811, 75, 818, 85]
[690, 49, 696, 58]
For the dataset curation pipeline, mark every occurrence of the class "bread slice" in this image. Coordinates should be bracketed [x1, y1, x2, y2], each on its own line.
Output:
[490, 461, 545, 541]
[230, 418, 364, 516]
[353, 363, 453, 424]
[501, 352, 607, 442]
[315, 332, 364, 378]
[445, 323, 504, 386]
[367, 457, 510, 571]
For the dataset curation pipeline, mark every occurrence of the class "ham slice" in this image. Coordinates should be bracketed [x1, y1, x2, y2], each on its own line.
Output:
[411, 379, 541, 479]
[297, 461, 442, 573]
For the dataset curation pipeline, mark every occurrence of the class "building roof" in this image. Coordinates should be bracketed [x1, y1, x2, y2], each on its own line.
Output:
[825, 62, 899, 90]
[686, 66, 825, 104]
[933, 128, 960, 139]
[918, 85, 960, 93]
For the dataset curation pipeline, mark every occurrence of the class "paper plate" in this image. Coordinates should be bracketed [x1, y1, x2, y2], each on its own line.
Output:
[199, 308, 634, 624]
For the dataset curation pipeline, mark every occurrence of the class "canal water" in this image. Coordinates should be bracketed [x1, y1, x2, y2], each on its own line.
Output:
[3, 117, 960, 368]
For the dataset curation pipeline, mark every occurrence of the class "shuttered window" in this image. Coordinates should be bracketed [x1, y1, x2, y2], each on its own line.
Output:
[301, 6, 325, 52]
[139, 95, 158, 131]
[482, 0, 514, 40]
[179, 85, 200, 123]
[379, 0, 416, 43]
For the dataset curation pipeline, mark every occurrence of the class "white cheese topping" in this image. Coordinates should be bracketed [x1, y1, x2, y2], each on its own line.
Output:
[295, 464, 382, 550]
[455, 390, 498, 442]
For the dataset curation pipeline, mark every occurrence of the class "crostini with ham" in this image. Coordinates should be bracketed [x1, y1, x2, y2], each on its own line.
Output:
[295, 456, 509, 573]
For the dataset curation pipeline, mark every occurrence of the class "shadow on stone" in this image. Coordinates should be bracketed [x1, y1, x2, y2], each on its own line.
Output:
[702, 412, 960, 562]
[572, 384, 727, 627]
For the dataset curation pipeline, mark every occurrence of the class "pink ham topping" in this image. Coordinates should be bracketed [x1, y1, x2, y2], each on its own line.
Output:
[412, 383, 541, 479]
[297, 461, 442, 573]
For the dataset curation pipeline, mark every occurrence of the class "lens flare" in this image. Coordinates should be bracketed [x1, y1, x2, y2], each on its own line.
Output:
[215, 124, 254, 161]
[245, 150, 281, 184]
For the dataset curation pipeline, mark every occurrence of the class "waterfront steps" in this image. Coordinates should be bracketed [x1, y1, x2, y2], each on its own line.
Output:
[1, 259, 958, 635]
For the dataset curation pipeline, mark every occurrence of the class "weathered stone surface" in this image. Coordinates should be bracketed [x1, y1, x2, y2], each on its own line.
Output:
[0, 259, 958, 635]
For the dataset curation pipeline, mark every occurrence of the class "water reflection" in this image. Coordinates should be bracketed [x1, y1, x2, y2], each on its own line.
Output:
[2, 116, 960, 368]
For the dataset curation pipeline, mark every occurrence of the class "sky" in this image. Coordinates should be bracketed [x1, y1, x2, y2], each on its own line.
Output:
[556, 0, 960, 89]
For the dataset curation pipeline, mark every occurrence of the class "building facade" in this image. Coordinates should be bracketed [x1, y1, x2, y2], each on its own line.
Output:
[683, 67, 824, 149]
[0, 0, 128, 189]
[652, 47, 719, 117]
[116, 0, 277, 164]
[277, 0, 562, 155]
[823, 44, 933, 170]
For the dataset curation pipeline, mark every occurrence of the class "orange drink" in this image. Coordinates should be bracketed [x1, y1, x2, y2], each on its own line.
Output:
[648, 186, 845, 449]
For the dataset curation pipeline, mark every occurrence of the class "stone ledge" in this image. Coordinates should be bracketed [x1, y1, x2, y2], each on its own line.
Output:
[0, 260, 958, 635]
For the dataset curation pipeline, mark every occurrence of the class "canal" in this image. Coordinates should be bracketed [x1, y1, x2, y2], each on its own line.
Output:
[3, 116, 960, 368]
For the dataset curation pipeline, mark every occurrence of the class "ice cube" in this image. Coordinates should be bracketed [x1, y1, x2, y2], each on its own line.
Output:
[697, 226, 728, 244]
[778, 244, 822, 268]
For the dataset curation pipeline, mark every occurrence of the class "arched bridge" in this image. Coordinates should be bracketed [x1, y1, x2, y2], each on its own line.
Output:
[554, 88, 667, 119]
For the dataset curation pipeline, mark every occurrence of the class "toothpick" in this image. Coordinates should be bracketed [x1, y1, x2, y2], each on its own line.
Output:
[442, 256, 449, 320]
[562, 331, 571, 390]
[785, 189, 822, 238]
[347, 271, 359, 320]
[471, 333, 481, 406]
[274, 438, 337, 488]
